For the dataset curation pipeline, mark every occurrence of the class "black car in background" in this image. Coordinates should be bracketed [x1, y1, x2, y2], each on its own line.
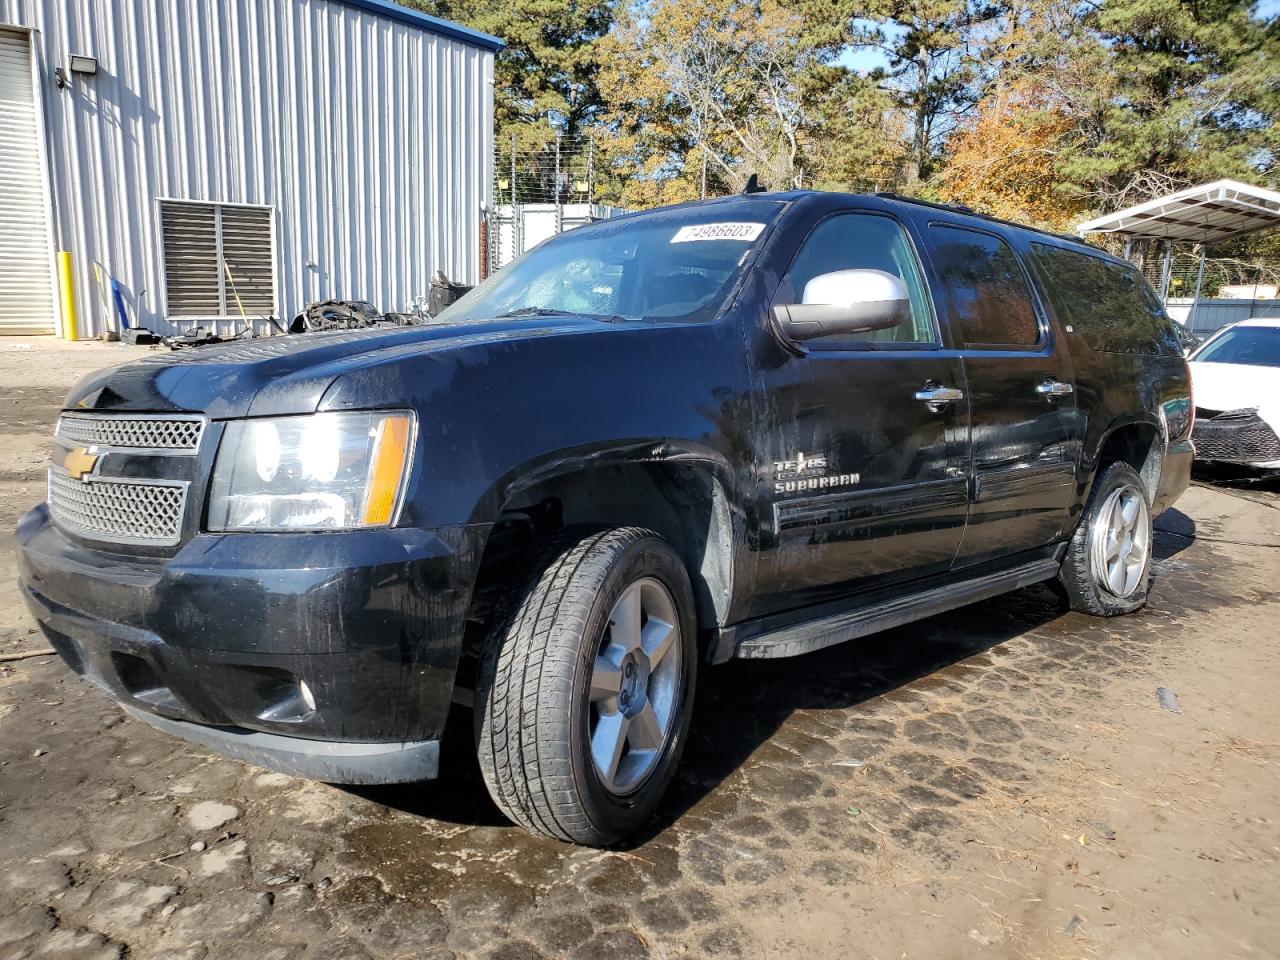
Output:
[18, 191, 1193, 845]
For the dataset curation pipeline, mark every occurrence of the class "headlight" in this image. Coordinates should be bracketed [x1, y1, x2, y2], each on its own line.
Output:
[208, 411, 415, 531]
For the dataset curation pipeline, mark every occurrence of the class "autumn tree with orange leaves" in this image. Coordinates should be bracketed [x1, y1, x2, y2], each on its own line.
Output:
[935, 92, 1087, 230]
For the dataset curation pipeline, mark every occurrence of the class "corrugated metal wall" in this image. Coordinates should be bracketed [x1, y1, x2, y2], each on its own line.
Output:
[0, 0, 494, 336]
[1166, 298, 1280, 336]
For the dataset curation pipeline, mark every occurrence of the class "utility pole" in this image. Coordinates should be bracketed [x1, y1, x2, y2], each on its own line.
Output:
[699, 101, 708, 199]
[1158, 241, 1174, 301]
[511, 132, 520, 262]
[554, 132, 563, 233]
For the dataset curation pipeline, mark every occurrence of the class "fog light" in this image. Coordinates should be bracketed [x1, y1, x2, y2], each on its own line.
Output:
[299, 680, 317, 712]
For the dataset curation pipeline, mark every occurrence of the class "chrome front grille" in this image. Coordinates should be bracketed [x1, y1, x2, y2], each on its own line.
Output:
[56, 413, 205, 452]
[48, 470, 188, 546]
[48, 412, 204, 546]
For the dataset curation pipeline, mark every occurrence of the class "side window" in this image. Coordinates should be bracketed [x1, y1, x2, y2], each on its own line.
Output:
[928, 225, 1041, 348]
[777, 213, 936, 346]
[1028, 242, 1182, 357]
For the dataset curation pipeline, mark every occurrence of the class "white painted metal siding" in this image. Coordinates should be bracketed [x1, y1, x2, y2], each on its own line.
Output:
[0, 0, 495, 336]
[0, 29, 55, 333]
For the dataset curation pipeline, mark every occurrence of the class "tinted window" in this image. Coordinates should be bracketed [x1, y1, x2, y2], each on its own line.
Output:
[776, 213, 935, 346]
[436, 203, 782, 324]
[1191, 326, 1280, 367]
[1028, 242, 1182, 357]
[927, 226, 1041, 347]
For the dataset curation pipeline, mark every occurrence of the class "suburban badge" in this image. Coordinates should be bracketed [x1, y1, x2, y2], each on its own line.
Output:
[773, 450, 859, 495]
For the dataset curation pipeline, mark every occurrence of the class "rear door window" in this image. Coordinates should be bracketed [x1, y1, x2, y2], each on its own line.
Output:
[927, 225, 1042, 348]
[1028, 243, 1182, 357]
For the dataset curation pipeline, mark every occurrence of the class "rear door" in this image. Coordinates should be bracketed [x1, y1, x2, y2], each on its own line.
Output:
[748, 208, 971, 616]
[921, 223, 1080, 567]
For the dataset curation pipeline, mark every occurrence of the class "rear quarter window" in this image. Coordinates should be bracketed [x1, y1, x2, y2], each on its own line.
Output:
[1028, 242, 1182, 357]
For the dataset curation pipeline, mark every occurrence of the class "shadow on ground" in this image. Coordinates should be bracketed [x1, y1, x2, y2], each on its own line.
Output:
[1153, 507, 1197, 559]
[361, 520, 1199, 843]
[360, 572, 1100, 844]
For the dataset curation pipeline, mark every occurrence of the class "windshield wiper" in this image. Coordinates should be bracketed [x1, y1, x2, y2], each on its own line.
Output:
[494, 307, 628, 323]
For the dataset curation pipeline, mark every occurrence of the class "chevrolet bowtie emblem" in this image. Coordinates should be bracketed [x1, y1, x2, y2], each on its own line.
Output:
[63, 446, 100, 481]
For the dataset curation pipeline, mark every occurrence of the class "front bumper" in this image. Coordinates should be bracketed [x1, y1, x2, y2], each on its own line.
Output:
[17, 505, 487, 783]
[119, 704, 440, 783]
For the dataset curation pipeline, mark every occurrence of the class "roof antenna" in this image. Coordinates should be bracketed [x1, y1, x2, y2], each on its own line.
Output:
[742, 173, 766, 194]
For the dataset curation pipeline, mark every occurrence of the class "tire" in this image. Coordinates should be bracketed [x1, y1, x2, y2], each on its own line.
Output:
[475, 527, 698, 845]
[1057, 461, 1154, 616]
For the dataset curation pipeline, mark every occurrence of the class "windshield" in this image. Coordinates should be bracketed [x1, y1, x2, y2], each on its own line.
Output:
[1191, 325, 1280, 367]
[436, 202, 784, 324]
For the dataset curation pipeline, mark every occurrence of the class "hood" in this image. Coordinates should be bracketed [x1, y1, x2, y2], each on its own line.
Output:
[1189, 361, 1280, 423]
[63, 317, 622, 418]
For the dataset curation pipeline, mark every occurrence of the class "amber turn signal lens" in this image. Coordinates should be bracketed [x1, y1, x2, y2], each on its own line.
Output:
[361, 414, 413, 525]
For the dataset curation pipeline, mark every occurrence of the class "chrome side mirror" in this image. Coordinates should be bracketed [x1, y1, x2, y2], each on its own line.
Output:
[771, 269, 911, 343]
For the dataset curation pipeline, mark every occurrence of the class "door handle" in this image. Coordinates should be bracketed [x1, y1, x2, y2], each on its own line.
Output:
[914, 385, 964, 411]
[914, 385, 964, 403]
[1036, 380, 1074, 400]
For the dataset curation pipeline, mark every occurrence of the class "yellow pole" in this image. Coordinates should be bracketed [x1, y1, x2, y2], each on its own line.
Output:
[57, 251, 79, 341]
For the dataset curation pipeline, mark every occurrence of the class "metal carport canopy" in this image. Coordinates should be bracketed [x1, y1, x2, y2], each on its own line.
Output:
[1076, 179, 1280, 243]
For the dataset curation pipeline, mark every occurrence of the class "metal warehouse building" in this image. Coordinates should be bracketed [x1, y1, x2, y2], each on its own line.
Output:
[0, 0, 499, 337]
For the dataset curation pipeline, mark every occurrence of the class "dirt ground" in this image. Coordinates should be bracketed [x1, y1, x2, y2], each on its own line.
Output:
[1, 338, 1278, 960]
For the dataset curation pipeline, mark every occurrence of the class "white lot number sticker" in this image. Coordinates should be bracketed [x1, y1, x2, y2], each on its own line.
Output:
[670, 222, 765, 243]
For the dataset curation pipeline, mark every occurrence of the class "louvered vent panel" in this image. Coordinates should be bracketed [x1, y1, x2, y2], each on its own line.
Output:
[220, 205, 275, 315]
[160, 201, 220, 316]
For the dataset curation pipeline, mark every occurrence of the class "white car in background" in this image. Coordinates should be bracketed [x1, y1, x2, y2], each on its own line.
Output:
[1188, 317, 1280, 471]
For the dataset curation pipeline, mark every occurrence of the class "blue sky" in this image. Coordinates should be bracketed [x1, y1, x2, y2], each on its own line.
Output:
[838, 47, 889, 73]
[836, 1, 1279, 75]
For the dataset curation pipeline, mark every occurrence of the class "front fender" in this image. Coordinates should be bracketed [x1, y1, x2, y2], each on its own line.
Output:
[468, 437, 740, 526]
[463, 438, 752, 634]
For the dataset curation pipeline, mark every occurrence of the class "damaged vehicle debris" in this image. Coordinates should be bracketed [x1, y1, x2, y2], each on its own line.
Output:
[1187, 317, 1280, 474]
[17, 191, 1193, 845]
[289, 298, 385, 333]
[290, 275, 474, 333]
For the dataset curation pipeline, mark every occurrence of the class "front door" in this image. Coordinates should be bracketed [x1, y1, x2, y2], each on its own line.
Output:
[749, 210, 971, 617]
[920, 223, 1079, 567]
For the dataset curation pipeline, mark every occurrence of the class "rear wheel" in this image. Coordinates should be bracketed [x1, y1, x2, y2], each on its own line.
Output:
[1058, 461, 1153, 616]
[475, 527, 697, 845]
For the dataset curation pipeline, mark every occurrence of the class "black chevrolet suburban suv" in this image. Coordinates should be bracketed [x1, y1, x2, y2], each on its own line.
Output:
[18, 191, 1193, 845]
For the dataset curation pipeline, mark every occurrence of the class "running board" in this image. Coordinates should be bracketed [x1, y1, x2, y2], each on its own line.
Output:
[732, 559, 1062, 660]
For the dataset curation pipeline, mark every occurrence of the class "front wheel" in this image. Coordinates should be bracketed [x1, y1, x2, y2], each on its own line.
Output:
[1057, 461, 1154, 616]
[475, 527, 697, 845]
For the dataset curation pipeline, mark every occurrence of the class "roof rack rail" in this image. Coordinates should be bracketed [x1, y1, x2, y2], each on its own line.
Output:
[874, 192, 976, 215]
[873, 191, 1097, 249]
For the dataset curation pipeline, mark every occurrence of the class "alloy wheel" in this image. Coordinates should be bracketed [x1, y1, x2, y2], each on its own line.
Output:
[587, 577, 683, 795]
[1090, 483, 1151, 598]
